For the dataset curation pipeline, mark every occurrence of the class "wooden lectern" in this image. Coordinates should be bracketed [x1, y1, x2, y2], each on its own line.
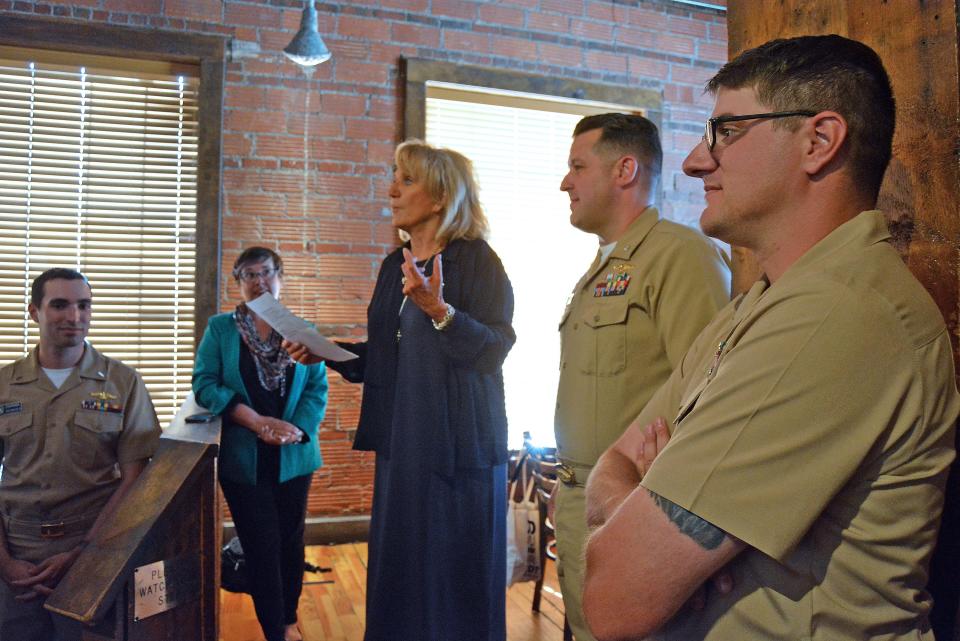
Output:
[44, 400, 221, 641]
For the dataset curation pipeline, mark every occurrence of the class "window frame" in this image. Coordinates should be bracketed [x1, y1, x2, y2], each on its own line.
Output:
[0, 13, 225, 345]
[402, 57, 663, 142]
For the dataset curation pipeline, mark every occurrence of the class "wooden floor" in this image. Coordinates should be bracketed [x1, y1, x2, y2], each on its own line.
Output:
[219, 543, 567, 641]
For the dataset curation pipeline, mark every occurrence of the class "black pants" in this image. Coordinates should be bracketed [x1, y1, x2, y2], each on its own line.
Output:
[220, 472, 312, 641]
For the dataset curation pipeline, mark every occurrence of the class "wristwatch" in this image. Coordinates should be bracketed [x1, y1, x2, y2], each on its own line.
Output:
[432, 303, 456, 331]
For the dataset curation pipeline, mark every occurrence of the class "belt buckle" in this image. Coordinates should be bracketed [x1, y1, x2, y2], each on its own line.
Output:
[556, 463, 577, 485]
[40, 522, 65, 538]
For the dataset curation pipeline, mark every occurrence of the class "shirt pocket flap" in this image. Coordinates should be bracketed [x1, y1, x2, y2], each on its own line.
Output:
[74, 409, 123, 433]
[584, 300, 629, 328]
[0, 410, 32, 436]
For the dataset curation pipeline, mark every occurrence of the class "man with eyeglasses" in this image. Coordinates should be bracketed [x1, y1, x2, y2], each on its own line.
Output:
[0, 268, 160, 641]
[582, 35, 959, 641]
[552, 112, 730, 641]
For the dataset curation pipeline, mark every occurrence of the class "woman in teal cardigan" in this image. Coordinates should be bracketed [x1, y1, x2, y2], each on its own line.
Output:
[193, 247, 327, 641]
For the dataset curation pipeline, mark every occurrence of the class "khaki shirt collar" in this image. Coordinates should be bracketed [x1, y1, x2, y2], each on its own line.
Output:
[583, 206, 660, 285]
[11, 342, 107, 385]
[609, 206, 660, 261]
[732, 211, 887, 324]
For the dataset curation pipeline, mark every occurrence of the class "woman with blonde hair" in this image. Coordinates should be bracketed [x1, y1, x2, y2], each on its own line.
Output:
[287, 140, 515, 640]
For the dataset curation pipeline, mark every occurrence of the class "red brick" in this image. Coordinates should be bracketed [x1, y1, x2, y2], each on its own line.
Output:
[329, 39, 369, 61]
[318, 254, 378, 279]
[538, 42, 582, 68]
[313, 173, 372, 199]
[391, 22, 441, 47]
[225, 193, 285, 218]
[571, 18, 612, 41]
[317, 93, 366, 117]
[698, 41, 728, 63]
[379, 0, 427, 10]
[541, 0, 584, 15]
[224, 3, 280, 28]
[527, 12, 568, 32]
[432, 0, 478, 20]
[710, 22, 728, 42]
[442, 30, 490, 55]
[103, 0, 160, 12]
[224, 85, 266, 110]
[243, 158, 278, 170]
[478, 4, 525, 27]
[287, 113, 345, 138]
[657, 33, 696, 57]
[628, 7, 670, 32]
[260, 172, 311, 194]
[490, 35, 537, 62]
[282, 6, 335, 33]
[255, 134, 304, 158]
[671, 64, 717, 86]
[586, 50, 628, 74]
[616, 25, 656, 49]
[162, 0, 220, 21]
[334, 60, 389, 85]
[222, 168, 259, 193]
[225, 109, 288, 134]
[338, 15, 390, 42]
[667, 15, 708, 39]
[586, 1, 629, 22]
[631, 57, 669, 80]
[345, 117, 396, 141]
[222, 133, 253, 156]
[369, 42, 419, 64]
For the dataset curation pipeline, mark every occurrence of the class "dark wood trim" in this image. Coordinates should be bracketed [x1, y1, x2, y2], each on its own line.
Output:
[0, 13, 225, 345]
[401, 57, 663, 143]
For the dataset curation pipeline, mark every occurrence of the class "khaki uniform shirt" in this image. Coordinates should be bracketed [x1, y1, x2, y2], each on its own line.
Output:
[640, 211, 959, 641]
[0, 343, 160, 524]
[554, 207, 730, 466]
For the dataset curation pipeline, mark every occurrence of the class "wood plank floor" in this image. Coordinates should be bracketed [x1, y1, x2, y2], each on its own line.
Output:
[219, 543, 566, 641]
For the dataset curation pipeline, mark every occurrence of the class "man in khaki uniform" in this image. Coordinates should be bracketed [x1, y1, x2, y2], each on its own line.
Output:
[583, 36, 959, 641]
[553, 113, 730, 640]
[0, 268, 160, 641]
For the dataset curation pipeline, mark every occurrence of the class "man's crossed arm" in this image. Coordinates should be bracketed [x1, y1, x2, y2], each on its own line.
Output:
[583, 418, 744, 640]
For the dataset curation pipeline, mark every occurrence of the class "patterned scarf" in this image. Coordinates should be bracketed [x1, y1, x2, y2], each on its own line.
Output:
[234, 302, 293, 394]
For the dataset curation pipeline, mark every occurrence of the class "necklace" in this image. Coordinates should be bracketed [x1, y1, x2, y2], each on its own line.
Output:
[395, 256, 433, 343]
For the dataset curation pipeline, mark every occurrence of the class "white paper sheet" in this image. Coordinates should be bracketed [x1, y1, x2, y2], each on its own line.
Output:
[246, 294, 358, 362]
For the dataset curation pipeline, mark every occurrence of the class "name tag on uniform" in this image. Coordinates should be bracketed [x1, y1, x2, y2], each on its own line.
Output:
[0, 401, 22, 416]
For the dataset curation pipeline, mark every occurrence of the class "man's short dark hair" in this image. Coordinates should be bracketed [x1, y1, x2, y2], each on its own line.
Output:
[31, 268, 90, 308]
[232, 246, 283, 280]
[573, 113, 663, 192]
[707, 34, 895, 201]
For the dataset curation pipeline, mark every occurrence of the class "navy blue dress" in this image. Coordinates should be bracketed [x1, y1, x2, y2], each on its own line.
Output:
[329, 238, 515, 641]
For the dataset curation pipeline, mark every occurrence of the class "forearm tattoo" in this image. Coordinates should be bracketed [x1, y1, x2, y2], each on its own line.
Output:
[649, 490, 725, 550]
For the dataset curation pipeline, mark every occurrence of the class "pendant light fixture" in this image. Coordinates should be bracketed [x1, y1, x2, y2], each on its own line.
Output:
[283, 1, 332, 67]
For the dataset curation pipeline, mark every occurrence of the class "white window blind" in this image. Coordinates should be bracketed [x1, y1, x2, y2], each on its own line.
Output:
[425, 83, 641, 447]
[0, 48, 199, 425]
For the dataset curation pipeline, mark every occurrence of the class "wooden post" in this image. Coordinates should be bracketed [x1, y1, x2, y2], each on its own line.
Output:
[727, 2, 960, 639]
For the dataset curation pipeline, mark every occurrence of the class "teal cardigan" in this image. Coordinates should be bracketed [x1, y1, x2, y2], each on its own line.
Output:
[193, 312, 328, 485]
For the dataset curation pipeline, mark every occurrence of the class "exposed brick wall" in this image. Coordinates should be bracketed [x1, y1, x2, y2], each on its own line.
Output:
[3, 0, 726, 517]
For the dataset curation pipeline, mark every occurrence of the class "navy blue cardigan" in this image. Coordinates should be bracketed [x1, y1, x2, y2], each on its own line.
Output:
[329, 238, 515, 477]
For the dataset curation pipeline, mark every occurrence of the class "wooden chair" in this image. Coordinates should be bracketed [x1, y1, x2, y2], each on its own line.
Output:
[522, 434, 573, 641]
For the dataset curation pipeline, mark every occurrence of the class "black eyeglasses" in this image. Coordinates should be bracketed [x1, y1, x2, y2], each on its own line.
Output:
[237, 267, 279, 282]
[704, 111, 817, 151]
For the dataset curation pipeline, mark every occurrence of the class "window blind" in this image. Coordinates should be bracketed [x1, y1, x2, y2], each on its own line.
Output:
[0, 50, 199, 425]
[425, 83, 641, 447]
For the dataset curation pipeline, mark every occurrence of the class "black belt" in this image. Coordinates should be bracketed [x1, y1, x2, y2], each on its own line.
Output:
[4, 513, 97, 539]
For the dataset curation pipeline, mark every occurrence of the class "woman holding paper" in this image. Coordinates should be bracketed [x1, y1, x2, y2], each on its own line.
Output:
[286, 140, 515, 641]
[193, 246, 327, 641]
